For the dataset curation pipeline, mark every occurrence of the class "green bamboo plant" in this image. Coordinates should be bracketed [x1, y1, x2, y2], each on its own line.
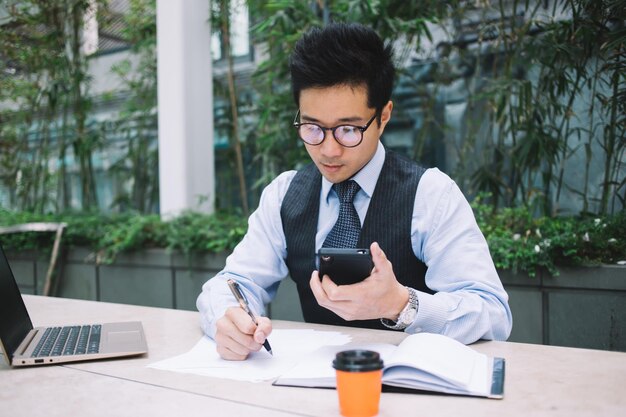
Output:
[0, 0, 623, 220]
[247, 0, 624, 217]
[210, 0, 250, 216]
[0, 0, 104, 212]
[109, 0, 159, 213]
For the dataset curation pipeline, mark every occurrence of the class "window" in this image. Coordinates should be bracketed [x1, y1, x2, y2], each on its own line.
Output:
[211, 0, 250, 61]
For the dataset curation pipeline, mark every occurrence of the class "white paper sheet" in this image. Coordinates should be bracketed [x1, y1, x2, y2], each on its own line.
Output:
[147, 329, 352, 382]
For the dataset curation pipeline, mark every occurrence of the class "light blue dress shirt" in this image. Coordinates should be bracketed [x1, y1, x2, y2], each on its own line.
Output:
[197, 142, 513, 344]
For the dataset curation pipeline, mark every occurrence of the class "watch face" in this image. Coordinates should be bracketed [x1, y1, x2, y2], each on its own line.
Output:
[400, 308, 417, 325]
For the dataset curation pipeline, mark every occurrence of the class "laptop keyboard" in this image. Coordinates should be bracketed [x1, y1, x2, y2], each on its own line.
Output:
[31, 325, 102, 357]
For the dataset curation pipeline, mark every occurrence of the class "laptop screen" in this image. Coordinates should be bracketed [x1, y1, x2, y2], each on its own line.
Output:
[0, 242, 34, 361]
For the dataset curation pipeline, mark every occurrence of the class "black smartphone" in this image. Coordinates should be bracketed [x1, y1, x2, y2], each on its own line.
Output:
[317, 248, 374, 285]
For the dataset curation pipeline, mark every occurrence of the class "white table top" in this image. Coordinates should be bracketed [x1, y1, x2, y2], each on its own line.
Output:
[2, 295, 625, 417]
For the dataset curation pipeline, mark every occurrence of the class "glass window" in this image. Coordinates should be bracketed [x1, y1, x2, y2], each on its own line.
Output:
[211, 0, 249, 61]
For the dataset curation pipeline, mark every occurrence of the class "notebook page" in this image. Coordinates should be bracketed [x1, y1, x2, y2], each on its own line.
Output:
[148, 329, 351, 382]
[464, 351, 489, 394]
[384, 350, 489, 396]
[385, 333, 485, 389]
[275, 343, 397, 387]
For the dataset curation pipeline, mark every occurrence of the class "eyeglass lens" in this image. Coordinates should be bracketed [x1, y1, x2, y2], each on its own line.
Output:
[298, 124, 363, 146]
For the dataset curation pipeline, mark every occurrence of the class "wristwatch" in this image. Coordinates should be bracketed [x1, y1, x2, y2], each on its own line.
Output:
[381, 287, 419, 330]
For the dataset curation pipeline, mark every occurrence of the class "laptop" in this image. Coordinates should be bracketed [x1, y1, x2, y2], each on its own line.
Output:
[0, 242, 148, 367]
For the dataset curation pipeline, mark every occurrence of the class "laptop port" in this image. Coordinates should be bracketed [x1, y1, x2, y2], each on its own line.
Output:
[34, 359, 44, 363]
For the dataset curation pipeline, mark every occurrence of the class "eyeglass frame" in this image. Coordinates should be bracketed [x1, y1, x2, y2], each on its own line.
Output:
[292, 109, 378, 148]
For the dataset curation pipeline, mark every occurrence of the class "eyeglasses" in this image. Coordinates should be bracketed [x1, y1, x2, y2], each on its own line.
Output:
[293, 110, 377, 148]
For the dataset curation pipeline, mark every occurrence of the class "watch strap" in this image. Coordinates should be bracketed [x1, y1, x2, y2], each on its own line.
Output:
[381, 287, 419, 330]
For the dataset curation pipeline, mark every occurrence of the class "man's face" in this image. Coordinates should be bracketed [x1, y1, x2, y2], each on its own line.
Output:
[298, 84, 393, 184]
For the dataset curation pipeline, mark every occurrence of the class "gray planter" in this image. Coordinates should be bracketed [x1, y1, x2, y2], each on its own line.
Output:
[501, 265, 626, 351]
[7, 248, 228, 311]
[7, 247, 303, 320]
[7, 248, 625, 351]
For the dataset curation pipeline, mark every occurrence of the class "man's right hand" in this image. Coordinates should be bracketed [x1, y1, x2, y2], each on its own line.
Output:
[214, 307, 273, 360]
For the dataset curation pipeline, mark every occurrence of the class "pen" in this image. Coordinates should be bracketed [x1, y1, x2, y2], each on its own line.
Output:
[226, 279, 273, 356]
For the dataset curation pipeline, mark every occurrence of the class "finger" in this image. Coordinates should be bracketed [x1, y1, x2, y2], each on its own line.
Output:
[221, 308, 262, 351]
[215, 315, 256, 353]
[227, 307, 259, 335]
[254, 316, 272, 344]
[214, 319, 254, 358]
[319, 274, 351, 301]
[311, 271, 354, 315]
[309, 270, 327, 302]
[370, 241, 390, 273]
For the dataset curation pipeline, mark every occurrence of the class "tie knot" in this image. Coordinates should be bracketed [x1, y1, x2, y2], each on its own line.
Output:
[334, 180, 360, 204]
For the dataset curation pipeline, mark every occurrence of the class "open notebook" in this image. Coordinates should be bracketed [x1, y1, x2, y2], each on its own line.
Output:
[0, 242, 148, 367]
[274, 332, 505, 399]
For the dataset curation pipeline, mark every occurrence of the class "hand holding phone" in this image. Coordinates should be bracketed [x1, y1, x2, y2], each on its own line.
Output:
[317, 248, 374, 286]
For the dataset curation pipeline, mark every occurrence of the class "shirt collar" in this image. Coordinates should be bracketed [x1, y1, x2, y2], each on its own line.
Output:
[322, 141, 386, 203]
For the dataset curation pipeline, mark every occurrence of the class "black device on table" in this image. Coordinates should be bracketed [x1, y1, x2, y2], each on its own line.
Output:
[317, 248, 374, 286]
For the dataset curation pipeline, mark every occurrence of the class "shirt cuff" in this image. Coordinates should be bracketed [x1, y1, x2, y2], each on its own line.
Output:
[406, 291, 448, 334]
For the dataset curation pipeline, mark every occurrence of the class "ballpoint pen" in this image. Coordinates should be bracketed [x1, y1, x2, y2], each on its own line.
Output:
[227, 279, 273, 356]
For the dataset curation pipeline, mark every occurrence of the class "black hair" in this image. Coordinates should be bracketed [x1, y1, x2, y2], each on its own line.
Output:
[289, 23, 395, 117]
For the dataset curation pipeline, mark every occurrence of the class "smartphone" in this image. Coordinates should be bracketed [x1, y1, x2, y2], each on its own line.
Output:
[317, 248, 374, 286]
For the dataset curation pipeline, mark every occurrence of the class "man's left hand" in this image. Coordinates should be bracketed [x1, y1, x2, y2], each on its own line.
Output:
[309, 241, 409, 321]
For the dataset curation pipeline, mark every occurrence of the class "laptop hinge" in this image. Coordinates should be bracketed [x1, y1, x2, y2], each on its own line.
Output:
[15, 329, 39, 357]
[1, 339, 11, 365]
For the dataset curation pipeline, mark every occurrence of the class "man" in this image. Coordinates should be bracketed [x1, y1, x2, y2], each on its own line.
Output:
[197, 22, 512, 360]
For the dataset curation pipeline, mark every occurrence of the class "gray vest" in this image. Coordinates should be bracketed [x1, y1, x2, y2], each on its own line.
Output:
[281, 151, 431, 330]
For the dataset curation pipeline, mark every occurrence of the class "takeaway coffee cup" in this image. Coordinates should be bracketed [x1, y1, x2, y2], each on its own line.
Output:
[333, 350, 384, 417]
